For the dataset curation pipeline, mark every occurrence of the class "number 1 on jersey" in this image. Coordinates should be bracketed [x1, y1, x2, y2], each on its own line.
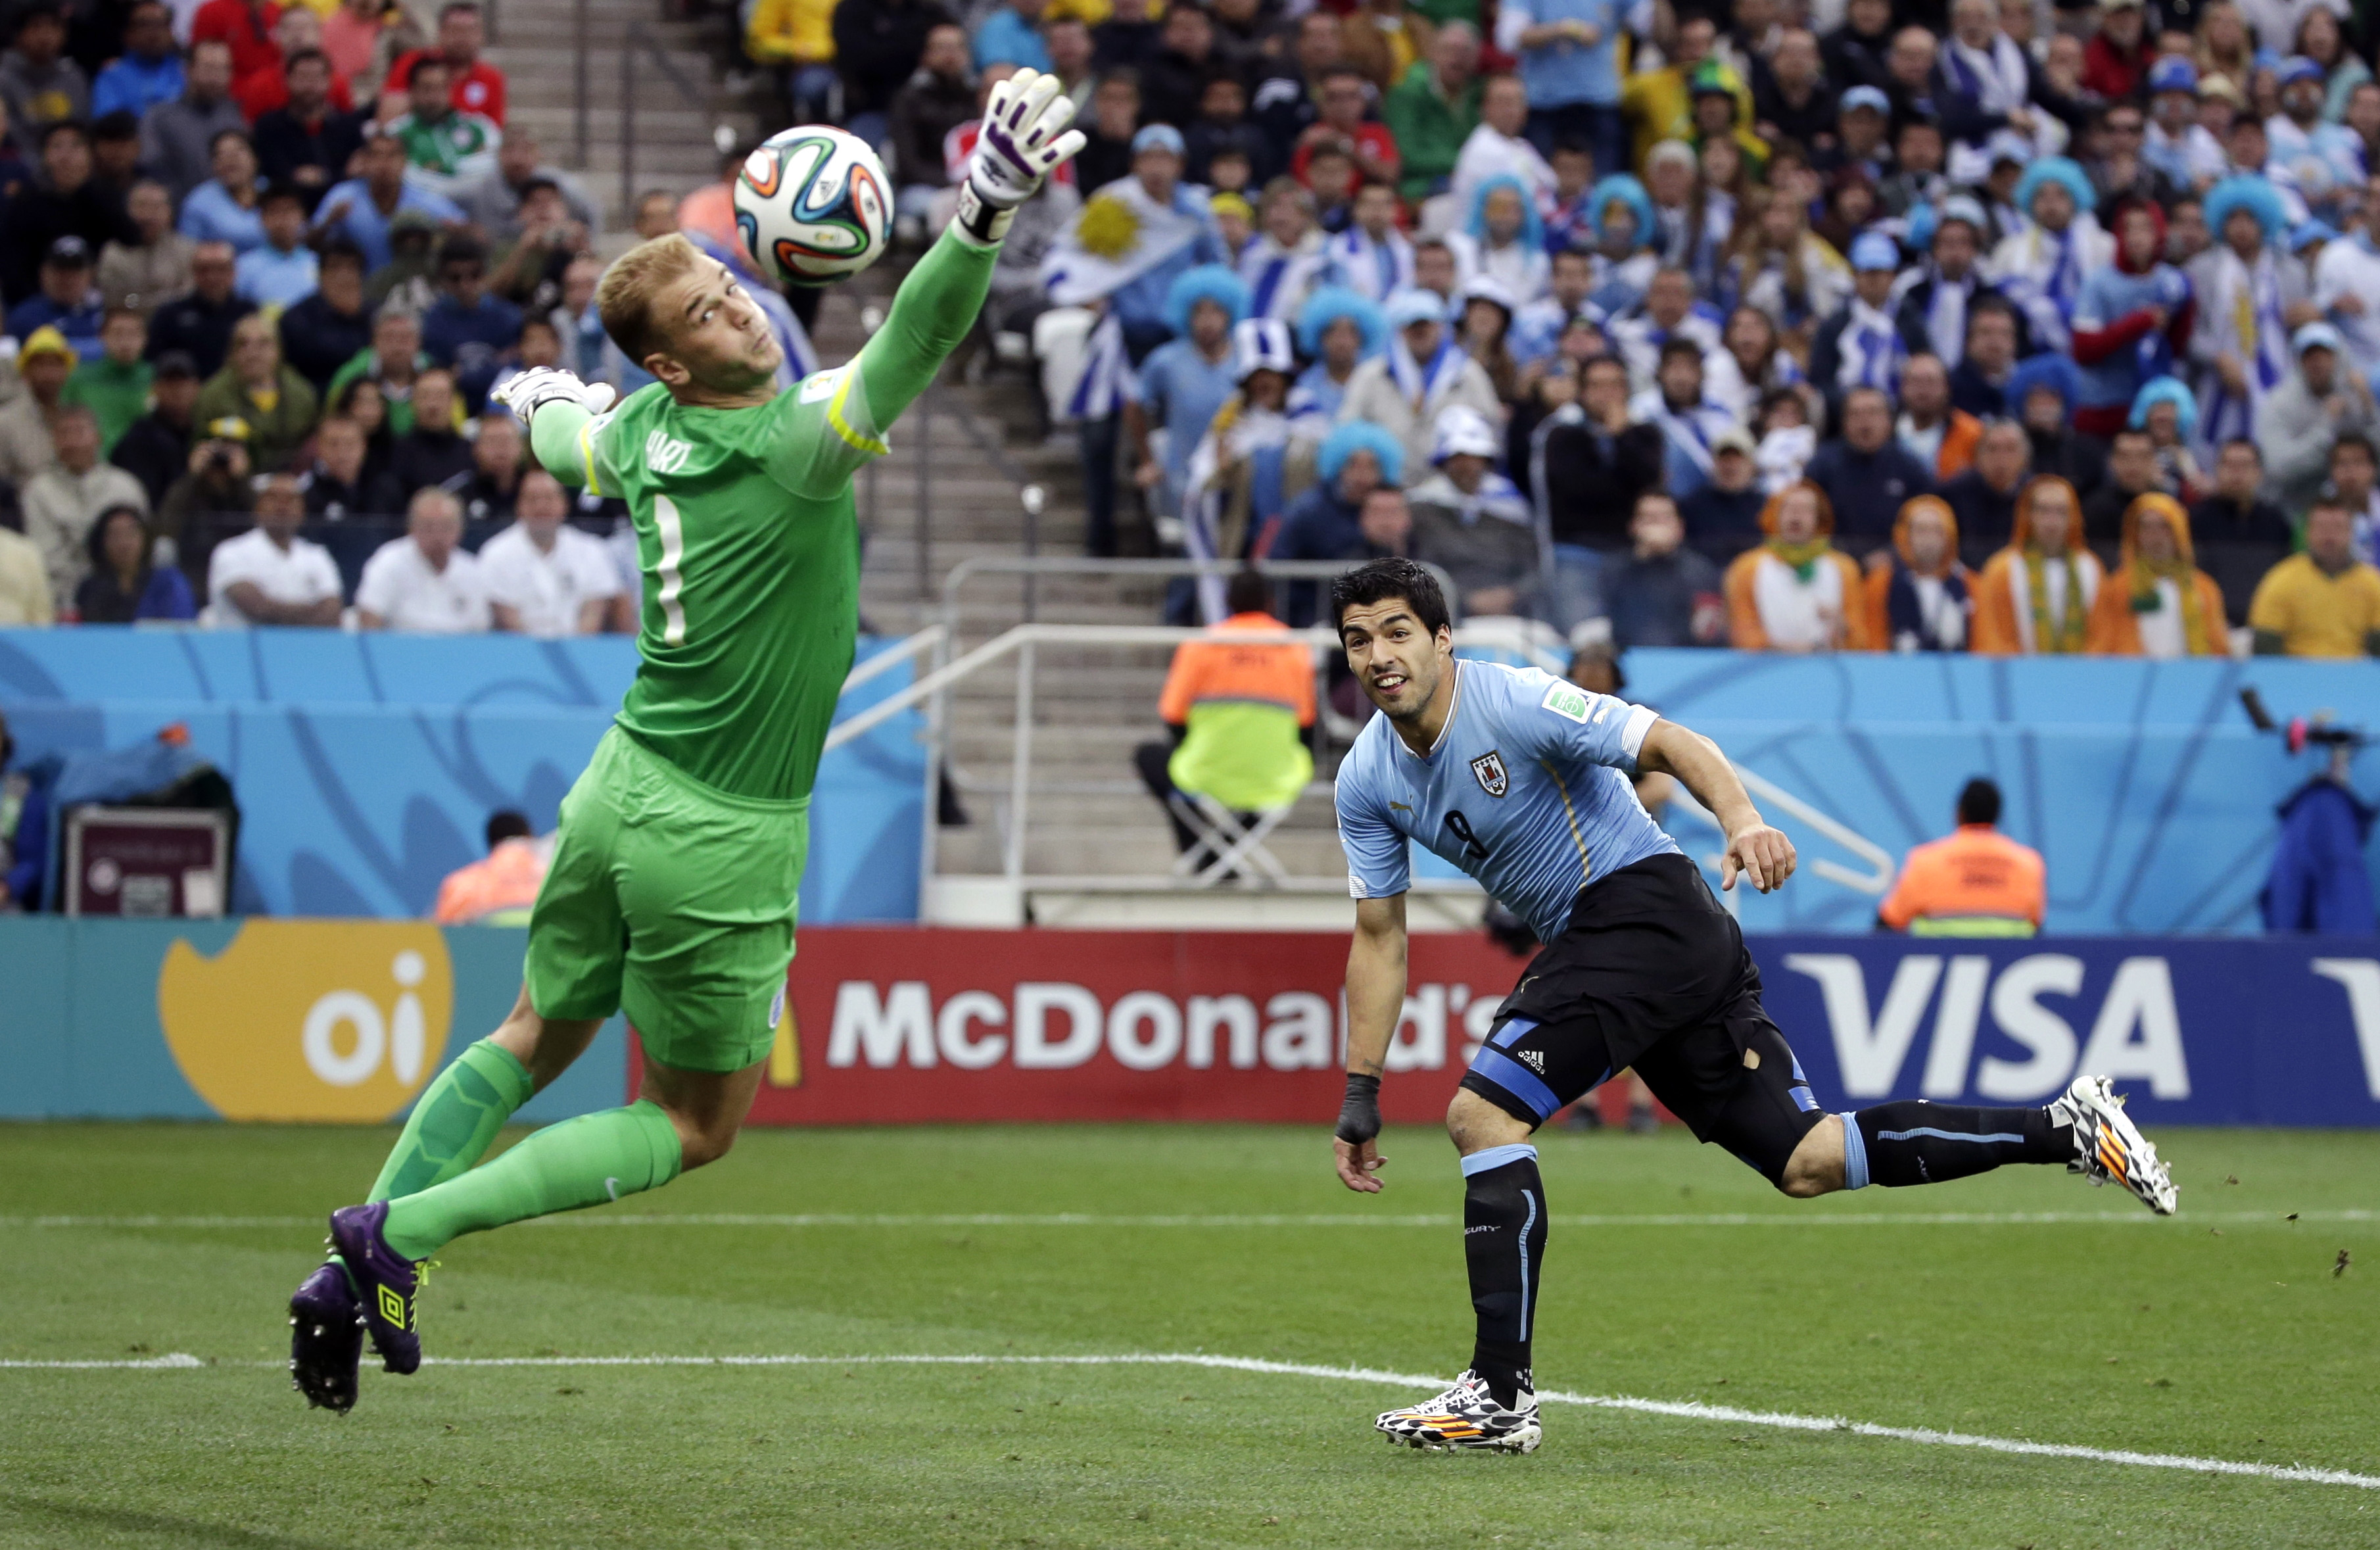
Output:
[652, 493, 688, 646]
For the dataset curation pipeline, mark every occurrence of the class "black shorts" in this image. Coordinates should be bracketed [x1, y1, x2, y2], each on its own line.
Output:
[1458, 852, 1830, 1186]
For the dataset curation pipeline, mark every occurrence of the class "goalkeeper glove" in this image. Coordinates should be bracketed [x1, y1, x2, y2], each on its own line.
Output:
[491, 368, 617, 431]
[955, 67, 1088, 248]
[1334, 1073, 1383, 1146]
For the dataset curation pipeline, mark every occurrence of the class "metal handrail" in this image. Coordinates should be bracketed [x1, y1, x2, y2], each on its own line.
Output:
[937, 556, 1471, 633]
[619, 20, 709, 218]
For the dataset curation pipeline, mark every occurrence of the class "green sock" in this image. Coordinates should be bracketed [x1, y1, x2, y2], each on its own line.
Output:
[380, 1100, 683, 1261]
[368, 1039, 536, 1204]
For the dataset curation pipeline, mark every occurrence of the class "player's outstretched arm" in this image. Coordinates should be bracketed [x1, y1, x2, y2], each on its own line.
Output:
[496, 369, 619, 491]
[1334, 893, 1408, 1193]
[1636, 719, 1797, 893]
[855, 67, 1085, 431]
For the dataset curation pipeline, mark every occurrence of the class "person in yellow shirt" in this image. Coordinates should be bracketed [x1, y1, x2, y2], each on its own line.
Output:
[1616, 13, 1746, 174]
[2249, 498, 2380, 658]
[744, 0, 839, 125]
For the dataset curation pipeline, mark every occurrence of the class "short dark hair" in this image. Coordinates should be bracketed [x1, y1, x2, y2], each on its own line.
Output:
[91, 109, 138, 142]
[1226, 568, 1273, 617]
[259, 181, 306, 211]
[1957, 777, 2001, 827]
[1330, 556, 1450, 638]
[2111, 426, 2154, 449]
[1967, 293, 2017, 326]
[2332, 432, 2376, 465]
[38, 118, 88, 151]
[2220, 436, 2260, 460]
[486, 810, 532, 848]
[285, 45, 329, 72]
[1657, 336, 1703, 367]
[320, 239, 368, 274]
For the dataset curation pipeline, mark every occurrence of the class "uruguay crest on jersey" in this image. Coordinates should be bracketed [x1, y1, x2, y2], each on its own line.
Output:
[1471, 750, 1509, 798]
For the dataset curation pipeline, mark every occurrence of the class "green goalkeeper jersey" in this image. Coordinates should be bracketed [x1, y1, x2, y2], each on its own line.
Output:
[532, 232, 995, 803]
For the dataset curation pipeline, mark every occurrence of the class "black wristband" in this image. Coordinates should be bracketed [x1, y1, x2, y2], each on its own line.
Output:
[1335, 1072, 1383, 1144]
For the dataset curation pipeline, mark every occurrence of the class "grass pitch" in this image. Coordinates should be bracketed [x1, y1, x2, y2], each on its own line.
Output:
[3, 1121, 2377, 1549]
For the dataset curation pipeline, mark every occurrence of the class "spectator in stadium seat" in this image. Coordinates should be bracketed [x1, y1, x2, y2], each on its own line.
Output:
[321, 0, 385, 91]
[233, 185, 320, 308]
[832, 0, 953, 150]
[385, 55, 500, 197]
[206, 469, 343, 626]
[1068, 68, 1139, 193]
[1497, 0, 1624, 174]
[278, 241, 370, 393]
[312, 129, 467, 274]
[1723, 479, 1870, 651]
[1939, 416, 2029, 561]
[0, 3, 87, 160]
[1989, 157, 2110, 359]
[1620, 13, 1722, 172]
[1137, 2, 1219, 133]
[109, 350, 199, 506]
[189, 0, 283, 92]
[298, 414, 399, 518]
[1680, 425, 1767, 558]
[253, 47, 368, 210]
[2085, 491, 2231, 656]
[90, 112, 147, 210]
[177, 130, 268, 254]
[62, 307, 152, 452]
[3, 123, 138, 308]
[2083, 426, 2172, 546]
[89, 1, 183, 123]
[1128, 264, 1245, 524]
[1339, 287, 1501, 483]
[22, 406, 147, 609]
[1184, 76, 1272, 191]
[1270, 420, 1402, 625]
[7, 237, 106, 362]
[1405, 404, 1536, 616]
[75, 503, 195, 621]
[1972, 473, 2103, 654]
[456, 134, 598, 245]
[1804, 385, 1934, 555]
[194, 314, 317, 473]
[456, 410, 521, 523]
[418, 235, 519, 408]
[0, 326, 74, 488]
[477, 468, 620, 637]
[1809, 231, 1910, 419]
[1531, 353, 1663, 626]
[2258, 322, 2379, 516]
[1446, 72, 1552, 226]
[2189, 437, 2294, 623]
[1383, 20, 1482, 206]
[385, 366, 472, 494]
[1876, 776, 2044, 936]
[1133, 566, 1316, 865]
[2325, 433, 2380, 563]
[145, 241, 253, 380]
[155, 414, 256, 571]
[888, 22, 974, 222]
[2007, 350, 2105, 499]
[1289, 62, 1402, 197]
[97, 180, 193, 317]
[385, 2, 506, 126]
[356, 485, 488, 632]
[0, 524, 55, 625]
[747, 0, 842, 125]
[2249, 497, 2380, 656]
[1042, 16, 1093, 114]
[1947, 293, 2020, 420]
[139, 38, 245, 204]
[1606, 491, 1724, 648]
[1237, 179, 1331, 324]
[1865, 494, 1972, 653]
[233, 9, 352, 121]
[1249, 12, 1337, 152]
[433, 809, 549, 925]
[1895, 354, 1982, 482]
[1752, 25, 1834, 155]
[1289, 285, 1382, 428]
[329, 308, 427, 437]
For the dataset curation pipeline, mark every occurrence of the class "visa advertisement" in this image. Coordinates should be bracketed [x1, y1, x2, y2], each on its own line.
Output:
[5, 921, 2378, 1128]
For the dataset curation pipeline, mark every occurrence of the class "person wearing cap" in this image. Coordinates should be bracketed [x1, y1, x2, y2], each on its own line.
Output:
[2197, 175, 2298, 458]
[62, 306, 152, 451]
[1892, 197, 2009, 370]
[1055, 122, 1229, 362]
[1340, 285, 1502, 478]
[1722, 479, 1870, 650]
[2258, 318, 2379, 510]
[1989, 157, 2111, 356]
[5, 237, 105, 361]
[1180, 317, 1300, 621]
[0, 326, 74, 487]
[1620, 13, 1732, 172]
[1810, 230, 1911, 415]
[144, 241, 256, 380]
[311, 127, 468, 274]
[1679, 424, 1765, 554]
[2145, 57, 2225, 189]
[97, 179, 194, 318]
[2266, 53, 2364, 201]
[1127, 264, 1246, 528]
[108, 350, 200, 506]
[2082, 0, 2153, 101]
[22, 402, 148, 610]
[1405, 403, 1536, 616]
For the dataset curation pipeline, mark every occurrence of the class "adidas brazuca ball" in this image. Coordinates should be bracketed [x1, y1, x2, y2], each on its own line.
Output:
[733, 126, 892, 287]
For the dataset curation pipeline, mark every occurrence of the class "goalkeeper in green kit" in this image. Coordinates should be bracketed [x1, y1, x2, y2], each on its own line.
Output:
[287, 74, 1086, 1413]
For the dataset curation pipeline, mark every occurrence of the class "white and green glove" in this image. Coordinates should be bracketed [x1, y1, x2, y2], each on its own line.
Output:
[492, 368, 619, 431]
[954, 68, 1088, 248]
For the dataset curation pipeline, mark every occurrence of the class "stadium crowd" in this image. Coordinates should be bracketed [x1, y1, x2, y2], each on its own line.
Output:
[2, 0, 2379, 658]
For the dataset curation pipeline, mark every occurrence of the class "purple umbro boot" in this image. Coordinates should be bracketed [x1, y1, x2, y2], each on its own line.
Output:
[328, 1203, 426, 1376]
[287, 1261, 364, 1413]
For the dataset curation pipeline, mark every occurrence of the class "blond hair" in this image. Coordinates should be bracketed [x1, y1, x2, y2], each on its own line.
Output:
[595, 233, 705, 371]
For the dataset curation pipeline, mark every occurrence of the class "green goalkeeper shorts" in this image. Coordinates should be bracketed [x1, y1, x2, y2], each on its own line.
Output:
[525, 727, 808, 1074]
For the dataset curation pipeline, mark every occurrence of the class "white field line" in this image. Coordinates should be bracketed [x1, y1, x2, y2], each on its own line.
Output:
[1, 1209, 2374, 1230]
[1, 1349, 2373, 1491]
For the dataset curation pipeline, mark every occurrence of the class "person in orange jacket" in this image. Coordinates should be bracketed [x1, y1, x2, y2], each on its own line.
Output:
[1971, 473, 2104, 654]
[432, 810, 550, 925]
[1864, 493, 1974, 652]
[1722, 479, 1872, 651]
[1876, 776, 2047, 936]
[2084, 491, 2231, 657]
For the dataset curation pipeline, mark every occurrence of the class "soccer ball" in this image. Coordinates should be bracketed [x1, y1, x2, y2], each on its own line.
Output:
[733, 126, 892, 287]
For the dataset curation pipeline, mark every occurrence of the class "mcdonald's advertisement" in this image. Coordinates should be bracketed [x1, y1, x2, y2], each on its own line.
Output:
[5, 922, 2380, 1127]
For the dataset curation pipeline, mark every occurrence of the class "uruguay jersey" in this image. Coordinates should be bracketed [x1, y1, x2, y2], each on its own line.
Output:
[1334, 660, 1680, 944]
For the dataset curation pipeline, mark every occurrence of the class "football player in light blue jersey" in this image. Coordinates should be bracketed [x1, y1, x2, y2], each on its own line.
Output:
[1322, 558, 2179, 1455]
